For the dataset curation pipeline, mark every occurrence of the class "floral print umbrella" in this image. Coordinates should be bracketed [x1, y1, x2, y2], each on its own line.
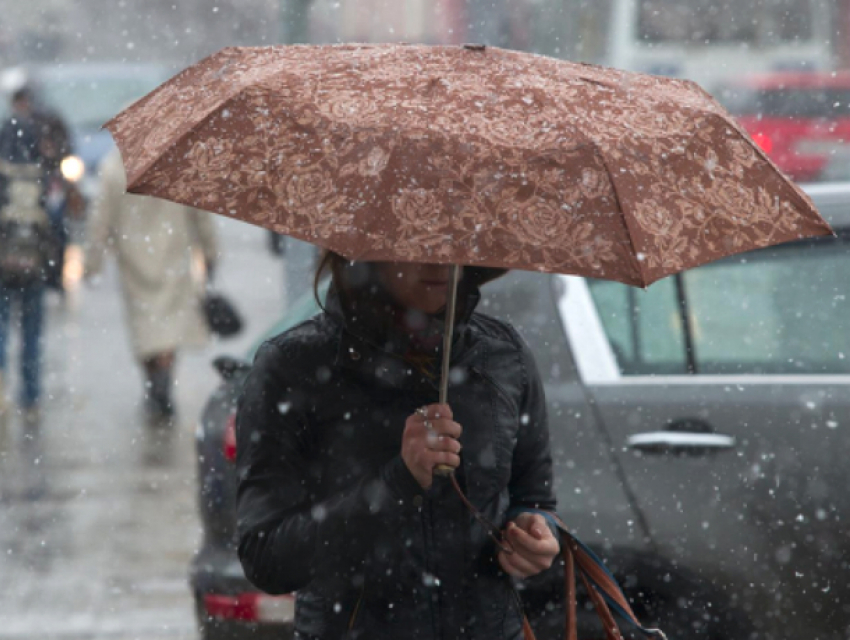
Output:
[104, 43, 832, 289]
[103, 47, 834, 637]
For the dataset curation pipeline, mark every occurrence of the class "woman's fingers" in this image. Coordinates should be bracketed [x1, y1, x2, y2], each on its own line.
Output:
[422, 417, 462, 440]
[417, 404, 461, 439]
[417, 403, 453, 420]
[402, 405, 463, 488]
[426, 450, 461, 470]
[498, 516, 560, 578]
[498, 548, 543, 578]
[507, 520, 558, 558]
[425, 433, 462, 454]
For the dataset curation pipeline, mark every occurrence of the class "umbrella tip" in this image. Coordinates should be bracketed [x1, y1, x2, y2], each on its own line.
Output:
[463, 44, 486, 52]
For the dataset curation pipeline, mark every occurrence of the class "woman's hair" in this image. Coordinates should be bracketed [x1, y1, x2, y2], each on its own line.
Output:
[313, 250, 363, 311]
[314, 250, 509, 311]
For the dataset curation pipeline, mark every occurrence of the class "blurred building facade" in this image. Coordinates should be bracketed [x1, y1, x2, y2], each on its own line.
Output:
[3, 0, 850, 80]
[0, 0, 279, 68]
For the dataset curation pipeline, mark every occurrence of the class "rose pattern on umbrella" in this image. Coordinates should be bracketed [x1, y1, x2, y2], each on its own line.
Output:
[106, 44, 832, 287]
[357, 146, 392, 178]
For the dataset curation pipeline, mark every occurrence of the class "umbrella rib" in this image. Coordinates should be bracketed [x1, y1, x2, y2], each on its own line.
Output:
[593, 148, 648, 288]
[117, 52, 299, 191]
[103, 48, 227, 134]
[699, 111, 826, 229]
[121, 89, 253, 193]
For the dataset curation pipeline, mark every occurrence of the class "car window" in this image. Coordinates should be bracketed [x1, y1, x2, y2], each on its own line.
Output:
[587, 237, 850, 375]
[683, 242, 850, 373]
[587, 276, 689, 375]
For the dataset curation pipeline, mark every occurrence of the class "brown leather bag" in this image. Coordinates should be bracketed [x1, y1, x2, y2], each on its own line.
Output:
[446, 476, 668, 640]
[521, 515, 668, 640]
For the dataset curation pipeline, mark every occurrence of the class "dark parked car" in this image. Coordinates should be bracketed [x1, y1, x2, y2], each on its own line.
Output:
[191, 182, 850, 640]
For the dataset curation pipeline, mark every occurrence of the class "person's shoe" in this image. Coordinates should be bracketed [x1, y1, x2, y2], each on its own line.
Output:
[146, 366, 175, 426]
[144, 393, 175, 428]
[22, 404, 41, 429]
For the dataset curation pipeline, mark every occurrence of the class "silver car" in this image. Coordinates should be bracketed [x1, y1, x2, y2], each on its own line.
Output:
[192, 182, 850, 640]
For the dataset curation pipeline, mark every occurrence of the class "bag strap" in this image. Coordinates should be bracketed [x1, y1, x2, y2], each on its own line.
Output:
[523, 514, 668, 640]
[444, 474, 667, 640]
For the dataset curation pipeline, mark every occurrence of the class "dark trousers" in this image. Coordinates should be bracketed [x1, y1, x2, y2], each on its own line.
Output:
[0, 283, 45, 407]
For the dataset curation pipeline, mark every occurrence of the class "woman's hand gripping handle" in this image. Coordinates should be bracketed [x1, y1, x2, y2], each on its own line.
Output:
[402, 403, 462, 489]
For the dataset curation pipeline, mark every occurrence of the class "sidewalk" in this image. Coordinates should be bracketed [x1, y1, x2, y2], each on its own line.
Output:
[0, 218, 284, 639]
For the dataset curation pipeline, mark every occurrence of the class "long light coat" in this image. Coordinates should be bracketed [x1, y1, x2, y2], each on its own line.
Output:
[85, 149, 218, 361]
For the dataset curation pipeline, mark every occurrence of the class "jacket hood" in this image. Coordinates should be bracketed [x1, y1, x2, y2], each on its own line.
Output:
[464, 266, 508, 287]
[322, 267, 484, 385]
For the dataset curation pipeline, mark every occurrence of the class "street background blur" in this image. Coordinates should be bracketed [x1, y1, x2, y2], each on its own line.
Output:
[0, 218, 282, 639]
[2, 1, 850, 638]
[2, 1, 849, 76]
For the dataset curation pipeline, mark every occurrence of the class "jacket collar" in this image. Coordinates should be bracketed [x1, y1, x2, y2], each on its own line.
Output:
[324, 281, 481, 392]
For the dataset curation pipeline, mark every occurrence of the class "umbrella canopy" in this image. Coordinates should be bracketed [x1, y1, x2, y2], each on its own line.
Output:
[105, 44, 832, 288]
[103, 46, 832, 639]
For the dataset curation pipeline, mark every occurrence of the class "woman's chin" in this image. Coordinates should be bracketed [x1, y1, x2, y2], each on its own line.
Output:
[419, 297, 448, 315]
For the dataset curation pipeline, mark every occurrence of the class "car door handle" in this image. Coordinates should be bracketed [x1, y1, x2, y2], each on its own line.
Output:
[626, 431, 736, 454]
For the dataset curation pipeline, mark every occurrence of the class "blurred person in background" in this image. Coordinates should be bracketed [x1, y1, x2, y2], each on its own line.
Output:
[0, 87, 53, 429]
[85, 148, 218, 425]
[0, 77, 85, 295]
[29, 87, 86, 295]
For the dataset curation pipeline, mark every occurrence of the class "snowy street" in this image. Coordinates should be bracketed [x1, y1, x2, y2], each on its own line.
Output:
[0, 219, 283, 639]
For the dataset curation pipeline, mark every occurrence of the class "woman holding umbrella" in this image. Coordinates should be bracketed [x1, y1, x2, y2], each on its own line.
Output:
[104, 44, 830, 640]
[235, 253, 560, 639]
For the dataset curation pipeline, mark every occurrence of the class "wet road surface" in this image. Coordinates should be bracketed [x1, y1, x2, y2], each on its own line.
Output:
[0, 220, 284, 639]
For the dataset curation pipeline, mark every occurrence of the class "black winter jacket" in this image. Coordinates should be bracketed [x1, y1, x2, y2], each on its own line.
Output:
[235, 287, 556, 640]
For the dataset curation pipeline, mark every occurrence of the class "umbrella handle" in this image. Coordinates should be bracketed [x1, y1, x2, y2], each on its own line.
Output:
[434, 264, 461, 477]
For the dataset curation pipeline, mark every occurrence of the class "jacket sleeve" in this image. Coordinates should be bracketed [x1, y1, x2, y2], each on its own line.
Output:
[186, 207, 218, 266]
[235, 339, 426, 595]
[506, 332, 557, 524]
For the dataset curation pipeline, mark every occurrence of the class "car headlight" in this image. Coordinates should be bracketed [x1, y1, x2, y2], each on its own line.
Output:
[60, 155, 85, 182]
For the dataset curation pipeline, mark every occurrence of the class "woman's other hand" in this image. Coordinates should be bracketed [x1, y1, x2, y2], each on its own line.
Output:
[498, 513, 560, 578]
[402, 403, 462, 489]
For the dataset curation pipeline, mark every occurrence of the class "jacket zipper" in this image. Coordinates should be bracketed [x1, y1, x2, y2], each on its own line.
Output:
[421, 494, 441, 640]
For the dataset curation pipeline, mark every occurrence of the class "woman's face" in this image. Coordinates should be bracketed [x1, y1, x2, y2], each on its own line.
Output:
[375, 262, 455, 314]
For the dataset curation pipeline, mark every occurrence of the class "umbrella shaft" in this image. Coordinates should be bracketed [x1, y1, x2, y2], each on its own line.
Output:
[439, 264, 461, 405]
[434, 264, 461, 477]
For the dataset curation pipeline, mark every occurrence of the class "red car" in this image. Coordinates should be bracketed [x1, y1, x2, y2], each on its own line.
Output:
[717, 72, 850, 182]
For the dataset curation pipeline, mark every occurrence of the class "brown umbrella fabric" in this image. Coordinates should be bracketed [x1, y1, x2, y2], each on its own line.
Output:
[105, 44, 832, 287]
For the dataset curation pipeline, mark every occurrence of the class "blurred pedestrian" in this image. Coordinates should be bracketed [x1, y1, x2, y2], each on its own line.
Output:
[85, 148, 218, 424]
[29, 87, 86, 295]
[0, 86, 53, 429]
[236, 256, 560, 639]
